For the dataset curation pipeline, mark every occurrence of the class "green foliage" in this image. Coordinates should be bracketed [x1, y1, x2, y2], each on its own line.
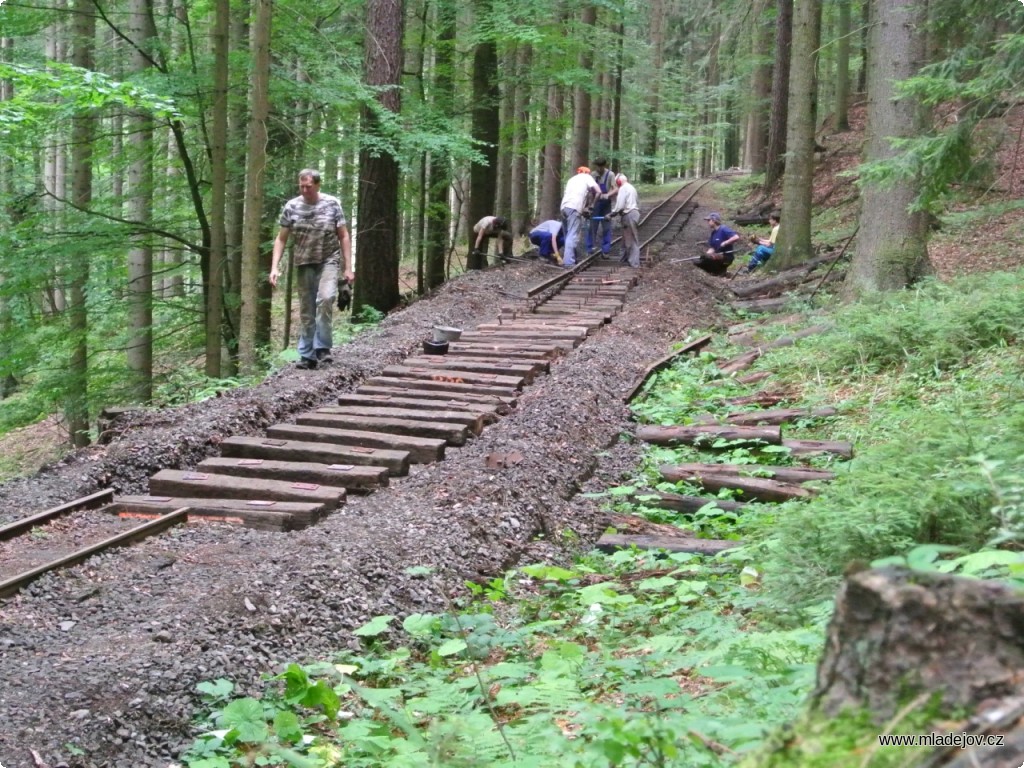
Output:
[186, 550, 823, 768]
[766, 271, 1024, 378]
[856, 26, 1024, 214]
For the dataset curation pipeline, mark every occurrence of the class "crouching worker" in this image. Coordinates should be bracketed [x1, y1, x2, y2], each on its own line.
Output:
[742, 213, 780, 274]
[471, 215, 513, 265]
[528, 219, 565, 265]
[697, 212, 740, 276]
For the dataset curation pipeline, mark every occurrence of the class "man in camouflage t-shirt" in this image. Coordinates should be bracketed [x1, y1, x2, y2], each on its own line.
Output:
[270, 169, 353, 369]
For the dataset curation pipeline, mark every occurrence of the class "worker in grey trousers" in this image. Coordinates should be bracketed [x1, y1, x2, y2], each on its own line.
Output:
[611, 173, 641, 268]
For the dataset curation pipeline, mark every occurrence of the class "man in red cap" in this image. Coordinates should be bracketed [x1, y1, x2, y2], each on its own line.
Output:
[560, 167, 600, 267]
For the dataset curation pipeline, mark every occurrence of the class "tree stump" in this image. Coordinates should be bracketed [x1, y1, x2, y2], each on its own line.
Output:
[813, 567, 1024, 719]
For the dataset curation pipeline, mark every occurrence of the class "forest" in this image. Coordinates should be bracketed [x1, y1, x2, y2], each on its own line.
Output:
[0, 0, 1021, 448]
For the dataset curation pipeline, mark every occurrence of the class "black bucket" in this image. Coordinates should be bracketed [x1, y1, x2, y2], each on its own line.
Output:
[423, 339, 449, 355]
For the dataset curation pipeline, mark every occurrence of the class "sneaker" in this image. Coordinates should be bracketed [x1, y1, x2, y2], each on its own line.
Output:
[315, 348, 333, 364]
[296, 357, 318, 370]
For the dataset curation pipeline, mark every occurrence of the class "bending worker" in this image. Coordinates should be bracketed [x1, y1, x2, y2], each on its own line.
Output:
[528, 219, 565, 265]
[471, 215, 513, 264]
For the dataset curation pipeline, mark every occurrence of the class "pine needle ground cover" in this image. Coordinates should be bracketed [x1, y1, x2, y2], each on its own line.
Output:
[183, 269, 1024, 768]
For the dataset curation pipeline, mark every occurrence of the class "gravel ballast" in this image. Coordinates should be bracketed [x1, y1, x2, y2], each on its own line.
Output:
[0, 225, 733, 767]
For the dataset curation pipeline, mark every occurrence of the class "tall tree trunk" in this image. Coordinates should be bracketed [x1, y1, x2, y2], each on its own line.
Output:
[571, 5, 597, 169]
[238, 0, 271, 374]
[641, 0, 665, 184]
[0, 37, 15, 398]
[467, 0, 498, 270]
[223, 10, 249, 374]
[67, 0, 94, 448]
[127, 0, 156, 400]
[834, 0, 852, 131]
[745, 1, 771, 172]
[510, 43, 532, 236]
[700, 23, 721, 177]
[539, 81, 564, 219]
[425, 0, 454, 290]
[206, 0, 228, 376]
[774, 0, 822, 269]
[845, 0, 931, 296]
[764, 0, 793, 189]
[354, 0, 404, 308]
[612, 22, 624, 165]
[496, 46, 515, 218]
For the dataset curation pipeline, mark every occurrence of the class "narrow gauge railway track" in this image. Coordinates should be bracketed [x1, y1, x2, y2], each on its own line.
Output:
[0, 177, 720, 599]
[520, 175, 718, 304]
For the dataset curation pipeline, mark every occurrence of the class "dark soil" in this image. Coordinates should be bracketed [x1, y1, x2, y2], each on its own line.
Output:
[0, 204, 734, 768]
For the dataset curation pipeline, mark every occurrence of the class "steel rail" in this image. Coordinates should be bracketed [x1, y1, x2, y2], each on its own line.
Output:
[0, 489, 114, 542]
[523, 175, 718, 299]
[0, 506, 188, 599]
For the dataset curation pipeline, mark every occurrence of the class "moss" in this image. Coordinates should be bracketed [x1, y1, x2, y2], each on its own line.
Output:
[742, 693, 964, 768]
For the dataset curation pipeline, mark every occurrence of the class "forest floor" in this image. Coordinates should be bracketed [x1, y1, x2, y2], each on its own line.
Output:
[3, 102, 1024, 767]
[0, 204, 735, 766]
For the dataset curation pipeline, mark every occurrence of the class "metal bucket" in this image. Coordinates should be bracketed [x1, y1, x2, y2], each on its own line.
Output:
[432, 325, 463, 343]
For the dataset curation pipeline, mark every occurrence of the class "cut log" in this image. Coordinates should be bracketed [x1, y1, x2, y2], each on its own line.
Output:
[725, 406, 838, 427]
[198, 457, 388, 493]
[637, 424, 781, 447]
[603, 512, 696, 537]
[730, 297, 793, 314]
[715, 391, 791, 408]
[337, 393, 499, 420]
[316, 404, 487, 435]
[356, 385, 514, 413]
[363, 375, 519, 398]
[729, 253, 843, 298]
[718, 349, 762, 375]
[149, 470, 345, 514]
[761, 324, 830, 351]
[270, 421, 450, 459]
[220, 436, 410, 476]
[660, 463, 835, 484]
[111, 496, 317, 531]
[623, 335, 714, 403]
[736, 371, 772, 385]
[659, 471, 816, 503]
[630, 491, 748, 514]
[594, 533, 738, 556]
[381, 365, 525, 391]
[783, 438, 855, 459]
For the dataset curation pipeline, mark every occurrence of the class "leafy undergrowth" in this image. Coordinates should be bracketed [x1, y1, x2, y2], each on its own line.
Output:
[185, 554, 823, 768]
[183, 268, 1024, 768]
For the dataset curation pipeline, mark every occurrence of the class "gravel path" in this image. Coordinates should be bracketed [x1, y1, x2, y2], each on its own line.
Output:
[0, 211, 733, 768]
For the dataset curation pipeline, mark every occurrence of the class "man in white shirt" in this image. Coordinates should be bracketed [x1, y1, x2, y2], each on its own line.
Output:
[560, 167, 600, 267]
[611, 173, 641, 268]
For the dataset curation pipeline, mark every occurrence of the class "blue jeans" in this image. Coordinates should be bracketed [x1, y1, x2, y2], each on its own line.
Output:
[747, 245, 774, 271]
[586, 200, 612, 254]
[561, 207, 584, 266]
[296, 259, 339, 361]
